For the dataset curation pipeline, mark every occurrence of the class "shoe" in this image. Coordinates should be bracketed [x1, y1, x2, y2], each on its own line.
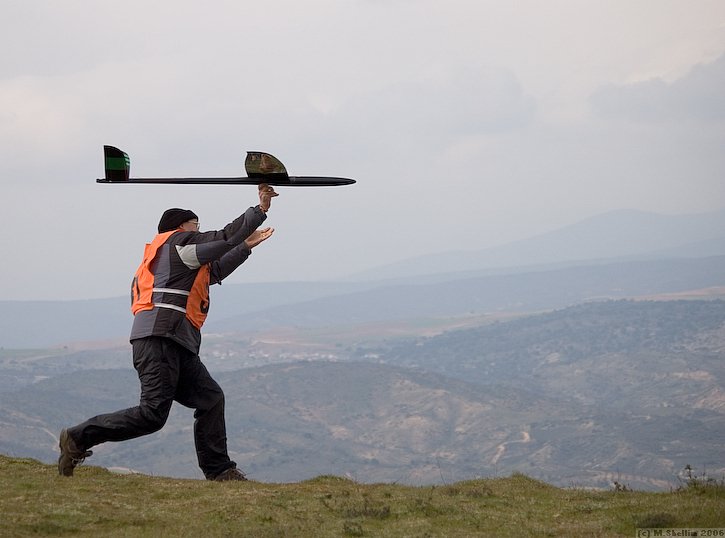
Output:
[58, 428, 93, 477]
[214, 467, 248, 481]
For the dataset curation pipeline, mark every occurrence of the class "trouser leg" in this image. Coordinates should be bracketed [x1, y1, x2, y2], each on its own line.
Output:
[175, 354, 235, 479]
[68, 337, 178, 450]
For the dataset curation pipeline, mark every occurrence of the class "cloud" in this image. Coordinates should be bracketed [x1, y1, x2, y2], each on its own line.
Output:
[589, 53, 725, 122]
[325, 65, 536, 155]
[2, 1, 725, 301]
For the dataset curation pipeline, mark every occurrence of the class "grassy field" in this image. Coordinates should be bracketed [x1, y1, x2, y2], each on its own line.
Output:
[1, 455, 723, 537]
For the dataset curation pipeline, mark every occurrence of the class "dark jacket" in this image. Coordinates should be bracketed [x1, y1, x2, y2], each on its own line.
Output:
[129, 206, 266, 353]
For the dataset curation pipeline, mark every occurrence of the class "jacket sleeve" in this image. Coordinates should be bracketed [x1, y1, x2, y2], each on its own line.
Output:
[209, 244, 252, 284]
[173, 206, 267, 268]
[212, 206, 267, 246]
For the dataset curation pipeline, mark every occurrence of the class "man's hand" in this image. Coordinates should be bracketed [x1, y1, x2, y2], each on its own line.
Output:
[244, 227, 274, 249]
[258, 183, 279, 212]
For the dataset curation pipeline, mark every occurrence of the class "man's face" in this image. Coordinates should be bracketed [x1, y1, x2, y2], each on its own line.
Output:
[179, 219, 200, 232]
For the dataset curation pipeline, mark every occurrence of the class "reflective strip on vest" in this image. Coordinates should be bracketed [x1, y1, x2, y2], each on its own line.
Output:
[152, 287, 191, 296]
[154, 303, 187, 314]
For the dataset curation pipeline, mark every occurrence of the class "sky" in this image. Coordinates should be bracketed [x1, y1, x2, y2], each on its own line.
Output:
[1, 0, 724, 301]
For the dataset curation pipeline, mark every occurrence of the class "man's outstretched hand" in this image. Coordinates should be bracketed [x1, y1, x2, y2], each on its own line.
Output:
[258, 183, 279, 212]
[244, 227, 275, 249]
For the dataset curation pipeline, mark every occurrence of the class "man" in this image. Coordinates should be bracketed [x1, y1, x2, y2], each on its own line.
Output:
[58, 184, 278, 481]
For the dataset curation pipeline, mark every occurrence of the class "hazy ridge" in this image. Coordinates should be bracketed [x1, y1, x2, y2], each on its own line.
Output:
[2, 208, 725, 348]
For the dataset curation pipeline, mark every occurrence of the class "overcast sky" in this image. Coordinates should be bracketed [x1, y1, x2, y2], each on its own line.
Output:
[1, 0, 724, 301]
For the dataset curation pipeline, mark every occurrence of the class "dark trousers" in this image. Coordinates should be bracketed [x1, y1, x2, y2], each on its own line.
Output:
[68, 336, 235, 479]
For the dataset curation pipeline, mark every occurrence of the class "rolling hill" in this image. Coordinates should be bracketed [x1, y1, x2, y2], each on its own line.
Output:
[1, 299, 723, 490]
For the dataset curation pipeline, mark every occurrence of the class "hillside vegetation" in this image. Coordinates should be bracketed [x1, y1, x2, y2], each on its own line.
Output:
[2, 455, 723, 537]
[1, 299, 723, 489]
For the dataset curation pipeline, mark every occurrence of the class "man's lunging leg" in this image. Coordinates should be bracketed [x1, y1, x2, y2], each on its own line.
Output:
[176, 355, 240, 480]
[58, 337, 179, 476]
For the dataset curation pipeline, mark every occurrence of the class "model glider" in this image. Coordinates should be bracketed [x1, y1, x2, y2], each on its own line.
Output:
[96, 146, 355, 187]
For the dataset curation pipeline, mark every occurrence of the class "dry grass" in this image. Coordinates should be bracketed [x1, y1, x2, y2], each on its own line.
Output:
[1, 456, 723, 537]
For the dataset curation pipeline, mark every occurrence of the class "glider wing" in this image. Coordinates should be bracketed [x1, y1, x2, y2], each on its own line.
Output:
[96, 146, 355, 186]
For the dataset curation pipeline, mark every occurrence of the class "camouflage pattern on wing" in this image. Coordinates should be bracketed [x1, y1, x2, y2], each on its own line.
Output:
[245, 152, 288, 179]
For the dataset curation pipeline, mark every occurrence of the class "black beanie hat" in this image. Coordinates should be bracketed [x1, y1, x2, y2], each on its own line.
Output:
[158, 208, 198, 233]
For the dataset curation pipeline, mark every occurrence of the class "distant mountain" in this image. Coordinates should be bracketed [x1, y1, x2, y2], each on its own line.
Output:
[1, 300, 723, 490]
[0, 297, 128, 349]
[3, 255, 725, 349]
[0, 282, 377, 349]
[3, 208, 725, 348]
[351, 208, 725, 280]
[209, 256, 725, 332]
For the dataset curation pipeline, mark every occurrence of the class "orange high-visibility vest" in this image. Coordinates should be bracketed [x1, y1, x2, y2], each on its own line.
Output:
[186, 265, 211, 329]
[131, 231, 211, 330]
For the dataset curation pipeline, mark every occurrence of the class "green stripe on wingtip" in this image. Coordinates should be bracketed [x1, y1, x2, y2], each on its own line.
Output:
[105, 156, 130, 170]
